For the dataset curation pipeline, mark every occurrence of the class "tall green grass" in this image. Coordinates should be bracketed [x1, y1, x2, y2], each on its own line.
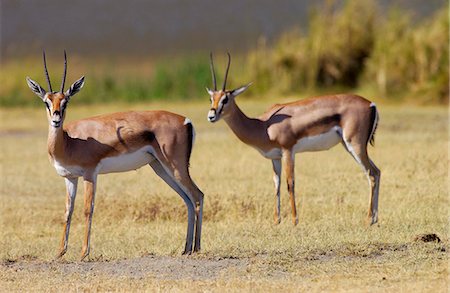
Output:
[1, 0, 447, 106]
[0, 56, 212, 106]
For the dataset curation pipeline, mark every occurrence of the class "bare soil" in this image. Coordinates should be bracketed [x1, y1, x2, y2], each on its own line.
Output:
[1, 255, 249, 281]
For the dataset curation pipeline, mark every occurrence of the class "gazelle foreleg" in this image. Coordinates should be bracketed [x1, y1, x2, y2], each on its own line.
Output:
[271, 159, 282, 224]
[148, 159, 196, 255]
[57, 177, 78, 259]
[282, 149, 298, 225]
[80, 176, 97, 261]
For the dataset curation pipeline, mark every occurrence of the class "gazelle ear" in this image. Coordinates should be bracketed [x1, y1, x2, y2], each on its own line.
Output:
[26, 77, 46, 100]
[230, 82, 252, 97]
[65, 76, 85, 98]
[206, 87, 214, 96]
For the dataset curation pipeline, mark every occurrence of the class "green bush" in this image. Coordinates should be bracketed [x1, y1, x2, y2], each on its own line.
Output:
[247, 0, 448, 103]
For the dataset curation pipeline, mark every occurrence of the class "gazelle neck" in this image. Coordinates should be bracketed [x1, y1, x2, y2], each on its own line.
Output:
[47, 125, 67, 159]
[222, 100, 270, 148]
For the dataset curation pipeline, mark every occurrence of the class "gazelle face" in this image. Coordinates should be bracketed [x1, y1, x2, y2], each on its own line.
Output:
[207, 53, 252, 123]
[27, 75, 84, 128]
[206, 84, 252, 123]
[43, 92, 69, 128]
[207, 89, 230, 122]
[26, 50, 85, 128]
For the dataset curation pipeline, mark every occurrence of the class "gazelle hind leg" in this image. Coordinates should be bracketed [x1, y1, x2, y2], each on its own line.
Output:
[191, 183, 204, 252]
[148, 158, 196, 254]
[342, 139, 380, 225]
[282, 149, 298, 225]
[367, 159, 380, 224]
[80, 176, 97, 261]
[193, 193, 203, 252]
[170, 165, 204, 252]
[271, 159, 282, 224]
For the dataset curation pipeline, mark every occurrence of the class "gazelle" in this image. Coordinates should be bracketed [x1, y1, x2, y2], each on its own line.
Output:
[26, 51, 204, 260]
[206, 53, 380, 226]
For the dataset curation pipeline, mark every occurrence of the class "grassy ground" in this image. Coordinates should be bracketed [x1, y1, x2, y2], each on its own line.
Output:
[0, 99, 448, 292]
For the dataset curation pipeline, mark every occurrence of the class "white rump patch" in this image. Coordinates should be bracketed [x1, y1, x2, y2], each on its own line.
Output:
[183, 118, 192, 125]
[293, 126, 342, 153]
[184, 117, 196, 145]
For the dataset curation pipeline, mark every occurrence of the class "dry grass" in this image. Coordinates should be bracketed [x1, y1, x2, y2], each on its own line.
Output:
[0, 99, 448, 292]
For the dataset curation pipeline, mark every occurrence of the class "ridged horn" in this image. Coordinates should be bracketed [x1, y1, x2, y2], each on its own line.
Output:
[209, 52, 217, 91]
[222, 52, 231, 91]
[60, 50, 67, 93]
[42, 51, 53, 92]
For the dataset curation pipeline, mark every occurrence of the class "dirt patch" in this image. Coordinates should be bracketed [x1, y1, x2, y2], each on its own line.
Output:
[1, 255, 249, 280]
[414, 233, 441, 243]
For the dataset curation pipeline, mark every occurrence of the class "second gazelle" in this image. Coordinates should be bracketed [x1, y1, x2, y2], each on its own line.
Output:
[206, 53, 380, 226]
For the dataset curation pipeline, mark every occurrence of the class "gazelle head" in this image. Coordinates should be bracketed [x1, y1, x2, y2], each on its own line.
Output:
[206, 53, 251, 123]
[26, 51, 85, 128]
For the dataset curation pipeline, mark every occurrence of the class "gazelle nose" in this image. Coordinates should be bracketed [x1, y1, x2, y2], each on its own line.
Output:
[207, 109, 216, 122]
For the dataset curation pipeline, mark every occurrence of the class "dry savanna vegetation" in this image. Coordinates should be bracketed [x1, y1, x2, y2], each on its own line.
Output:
[0, 99, 448, 292]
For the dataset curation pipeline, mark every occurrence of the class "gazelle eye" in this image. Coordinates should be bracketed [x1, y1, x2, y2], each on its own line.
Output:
[44, 101, 50, 110]
[222, 96, 228, 105]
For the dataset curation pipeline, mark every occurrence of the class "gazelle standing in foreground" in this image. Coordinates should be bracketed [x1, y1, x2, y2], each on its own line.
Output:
[26, 51, 204, 260]
[206, 53, 380, 226]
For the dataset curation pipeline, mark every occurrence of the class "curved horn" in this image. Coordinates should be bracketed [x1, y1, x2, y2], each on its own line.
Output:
[222, 52, 231, 91]
[60, 50, 67, 93]
[42, 50, 53, 92]
[209, 52, 217, 91]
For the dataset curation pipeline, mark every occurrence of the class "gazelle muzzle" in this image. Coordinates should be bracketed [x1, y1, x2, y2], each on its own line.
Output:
[51, 111, 62, 127]
[207, 108, 218, 122]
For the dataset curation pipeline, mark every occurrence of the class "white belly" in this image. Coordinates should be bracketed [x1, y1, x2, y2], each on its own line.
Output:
[53, 160, 84, 177]
[293, 126, 342, 153]
[98, 146, 155, 174]
[255, 147, 282, 159]
[52, 146, 156, 177]
[255, 126, 342, 159]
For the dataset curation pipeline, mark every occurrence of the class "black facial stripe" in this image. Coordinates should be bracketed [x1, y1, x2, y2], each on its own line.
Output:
[218, 104, 224, 115]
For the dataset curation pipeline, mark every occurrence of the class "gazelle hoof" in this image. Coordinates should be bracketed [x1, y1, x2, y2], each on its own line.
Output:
[80, 249, 90, 261]
[366, 216, 378, 226]
[55, 249, 67, 260]
[182, 250, 192, 256]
